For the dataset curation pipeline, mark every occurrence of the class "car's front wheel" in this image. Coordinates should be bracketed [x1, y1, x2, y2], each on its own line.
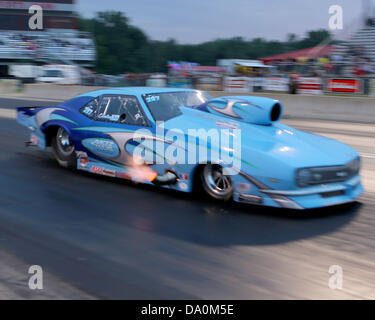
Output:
[51, 127, 76, 169]
[200, 164, 234, 201]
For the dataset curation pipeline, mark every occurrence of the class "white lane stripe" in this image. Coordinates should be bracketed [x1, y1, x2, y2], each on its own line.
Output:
[361, 153, 375, 159]
[283, 119, 375, 135]
[0, 108, 16, 119]
[0, 95, 63, 103]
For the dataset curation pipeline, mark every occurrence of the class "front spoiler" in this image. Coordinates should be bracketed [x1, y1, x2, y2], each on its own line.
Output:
[236, 175, 363, 210]
[260, 176, 361, 197]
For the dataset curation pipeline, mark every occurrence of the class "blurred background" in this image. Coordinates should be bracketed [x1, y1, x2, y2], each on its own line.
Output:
[1, 0, 375, 300]
[0, 0, 374, 95]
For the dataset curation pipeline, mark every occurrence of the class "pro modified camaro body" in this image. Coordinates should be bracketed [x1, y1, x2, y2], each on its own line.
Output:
[17, 87, 363, 209]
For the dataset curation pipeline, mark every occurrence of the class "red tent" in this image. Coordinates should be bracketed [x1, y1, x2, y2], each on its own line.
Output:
[260, 45, 335, 64]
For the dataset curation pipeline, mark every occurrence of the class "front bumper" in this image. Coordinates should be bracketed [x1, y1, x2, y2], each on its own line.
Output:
[260, 175, 364, 209]
[235, 175, 364, 210]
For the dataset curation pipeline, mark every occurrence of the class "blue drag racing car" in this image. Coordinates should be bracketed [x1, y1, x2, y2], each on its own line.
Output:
[17, 87, 363, 209]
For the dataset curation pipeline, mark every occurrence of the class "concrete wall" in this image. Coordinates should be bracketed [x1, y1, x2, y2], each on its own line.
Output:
[0, 79, 22, 94]
[209, 91, 375, 124]
[3, 84, 375, 123]
[18, 83, 106, 101]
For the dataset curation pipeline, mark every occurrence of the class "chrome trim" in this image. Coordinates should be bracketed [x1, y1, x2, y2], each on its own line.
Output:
[236, 170, 304, 209]
[238, 194, 263, 205]
[260, 176, 361, 196]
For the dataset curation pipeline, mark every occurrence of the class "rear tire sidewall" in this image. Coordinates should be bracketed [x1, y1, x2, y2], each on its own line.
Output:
[51, 128, 76, 169]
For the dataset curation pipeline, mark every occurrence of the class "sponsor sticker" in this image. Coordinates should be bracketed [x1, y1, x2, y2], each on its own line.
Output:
[179, 173, 189, 181]
[30, 134, 45, 148]
[116, 172, 132, 180]
[103, 169, 116, 177]
[31, 135, 39, 145]
[82, 138, 120, 158]
[297, 77, 323, 95]
[326, 79, 362, 93]
[78, 157, 89, 169]
[178, 182, 188, 190]
[97, 114, 120, 121]
[77, 152, 89, 170]
[236, 182, 251, 192]
[91, 166, 103, 174]
[264, 77, 289, 92]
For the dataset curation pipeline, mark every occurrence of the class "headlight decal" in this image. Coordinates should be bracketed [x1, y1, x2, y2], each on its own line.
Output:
[296, 157, 360, 188]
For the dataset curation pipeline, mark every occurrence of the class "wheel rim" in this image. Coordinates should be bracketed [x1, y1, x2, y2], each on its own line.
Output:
[56, 127, 74, 155]
[203, 164, 233, 197]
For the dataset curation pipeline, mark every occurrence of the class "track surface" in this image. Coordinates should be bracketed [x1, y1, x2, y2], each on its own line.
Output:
[1, 98, 375, 299]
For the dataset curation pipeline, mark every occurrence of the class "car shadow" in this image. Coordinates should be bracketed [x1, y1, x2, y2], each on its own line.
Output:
[5, 149, 362, 248]
[72, 163, 361, 247]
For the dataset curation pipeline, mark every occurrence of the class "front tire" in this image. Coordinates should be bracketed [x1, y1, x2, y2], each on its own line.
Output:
[51, 127, 76, 169]
[200, 164, 234, 201]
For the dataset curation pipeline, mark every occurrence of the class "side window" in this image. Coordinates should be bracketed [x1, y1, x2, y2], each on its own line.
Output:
[80, 98, 98, 119]
[96, 95, 149, 126]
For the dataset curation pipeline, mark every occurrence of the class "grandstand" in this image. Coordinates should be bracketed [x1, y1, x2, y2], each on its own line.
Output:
[0, 30, 96, 64]
[331, 15, 375, 76]
[0, 0, 96, 78]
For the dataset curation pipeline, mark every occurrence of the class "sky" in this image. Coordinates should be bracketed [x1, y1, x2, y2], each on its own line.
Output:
[76, 0, 368, 44]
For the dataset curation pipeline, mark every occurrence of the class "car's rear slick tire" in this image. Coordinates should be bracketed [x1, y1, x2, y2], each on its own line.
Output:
[51, 127, 76, 169]
[200, 164, 234, 201]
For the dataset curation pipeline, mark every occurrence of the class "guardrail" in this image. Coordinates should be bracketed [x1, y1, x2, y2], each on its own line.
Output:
[174, 75, 375, 96]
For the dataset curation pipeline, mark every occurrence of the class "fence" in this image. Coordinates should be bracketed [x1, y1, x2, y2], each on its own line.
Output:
[166, 75, 375, 96]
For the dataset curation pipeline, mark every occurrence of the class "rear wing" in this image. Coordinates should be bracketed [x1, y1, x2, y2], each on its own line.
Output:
[17, 106, 49, 149]
[17, 106, 39, 115]
[17, 106, 48, 128]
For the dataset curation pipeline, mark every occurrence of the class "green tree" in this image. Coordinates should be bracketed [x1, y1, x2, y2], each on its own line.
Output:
[78, 11, 333, 74]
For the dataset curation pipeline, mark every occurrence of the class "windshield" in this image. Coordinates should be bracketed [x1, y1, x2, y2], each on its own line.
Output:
[142, 91, 211, 121]
[43, 70, 63, 78]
